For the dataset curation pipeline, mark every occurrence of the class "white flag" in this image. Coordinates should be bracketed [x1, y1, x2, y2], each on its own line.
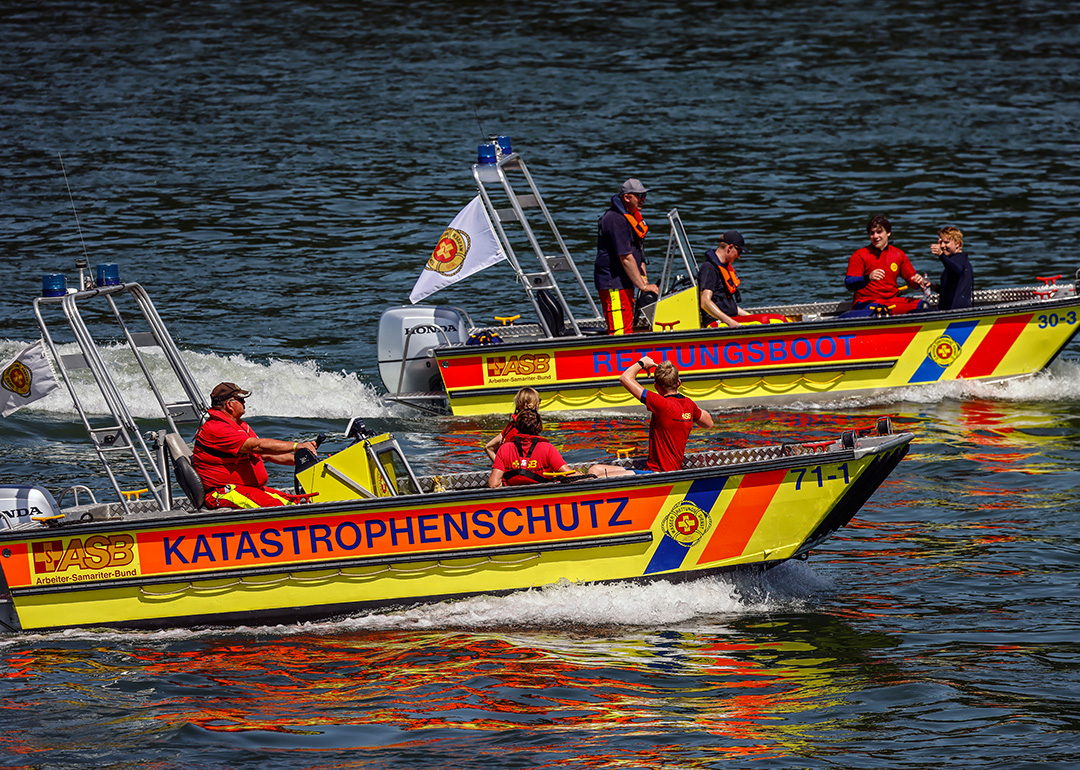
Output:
[410, 195, 506, 304]
[1, 341, 60, 417]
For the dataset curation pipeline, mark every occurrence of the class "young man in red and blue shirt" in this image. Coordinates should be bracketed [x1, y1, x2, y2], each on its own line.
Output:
[845, 215, 931, 315]
[588, 355, 714, 477]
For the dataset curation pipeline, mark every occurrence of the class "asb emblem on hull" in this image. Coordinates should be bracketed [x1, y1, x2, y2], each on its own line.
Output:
[426, 227, 471, 277]
[928, 335, 962, 367]
[663, 501, 713, 546]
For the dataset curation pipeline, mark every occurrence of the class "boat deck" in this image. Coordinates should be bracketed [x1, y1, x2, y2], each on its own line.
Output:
[6, 436, 863, 531]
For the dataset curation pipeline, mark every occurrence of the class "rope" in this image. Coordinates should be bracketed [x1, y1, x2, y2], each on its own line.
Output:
[681, 371, 846, 397]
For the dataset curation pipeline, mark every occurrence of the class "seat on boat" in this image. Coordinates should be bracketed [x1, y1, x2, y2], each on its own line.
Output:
[537, 289, 607, 337]
[536, 289, 566, 336]
[164, 432, 205, 511]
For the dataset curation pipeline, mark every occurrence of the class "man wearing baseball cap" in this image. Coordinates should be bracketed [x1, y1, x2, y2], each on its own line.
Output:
[594, 178, 659, 335]
[698, 230, 750, 328]
[698, 230, 787, 327]
[192, 382, 319, 509]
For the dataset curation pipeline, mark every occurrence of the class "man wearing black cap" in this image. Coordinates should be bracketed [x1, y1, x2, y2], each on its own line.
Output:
[594, 178, 659, 335]
[698, 230, 751, 328]
[192, 382, 319, 509]
[697, 232, 788, 328]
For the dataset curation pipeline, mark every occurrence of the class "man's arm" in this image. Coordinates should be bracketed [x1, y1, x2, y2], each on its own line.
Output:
[487, 468, 505, 488]
[695, 409, 714, 429]
[845, 251, 879, 290]
[700, 288, 740, 327]
[618, 355, 655, 400]
[484, 433, 502, 462]
[618, 252, 659, 294]
[898, 255, 929, 288]
[240, 436, 317, 466]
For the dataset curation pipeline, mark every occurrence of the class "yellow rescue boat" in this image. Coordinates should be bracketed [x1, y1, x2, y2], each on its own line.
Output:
[0, 276, 912, 632]
[378, 142, 1080, 416]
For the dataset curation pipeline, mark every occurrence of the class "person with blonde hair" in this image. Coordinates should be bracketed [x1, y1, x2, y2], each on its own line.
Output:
[930, 226, 973, 310]
[588, 355, 713, 477]
[484, 386, 541, 462]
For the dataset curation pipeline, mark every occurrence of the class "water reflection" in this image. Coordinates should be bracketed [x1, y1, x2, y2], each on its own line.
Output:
[1, 610, 900, 763]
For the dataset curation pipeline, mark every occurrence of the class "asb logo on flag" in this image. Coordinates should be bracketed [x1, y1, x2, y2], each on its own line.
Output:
[1, 340, 60, 418]
[427, 227, 471, 277]
[2, 359, 33, 398]
[410, 195, 506, 304]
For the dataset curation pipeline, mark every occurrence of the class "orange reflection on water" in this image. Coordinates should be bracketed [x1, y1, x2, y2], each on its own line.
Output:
[0, 624, 867, 762]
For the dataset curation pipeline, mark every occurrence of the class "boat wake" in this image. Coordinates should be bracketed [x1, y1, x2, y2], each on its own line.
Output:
[324, 561, 831, 633]
[0, 562, 831, 646]
[746, 357, 1080, 412]
[1, 338, 389, 420]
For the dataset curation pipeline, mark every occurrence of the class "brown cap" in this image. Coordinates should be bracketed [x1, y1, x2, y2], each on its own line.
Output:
[210, 382, 251, 405]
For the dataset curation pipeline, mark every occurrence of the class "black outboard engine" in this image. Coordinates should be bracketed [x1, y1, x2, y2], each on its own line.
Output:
[345, 418, 378, 444]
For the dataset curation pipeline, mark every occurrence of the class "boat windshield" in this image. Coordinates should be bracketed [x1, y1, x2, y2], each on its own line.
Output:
[374, 446, 420, 496]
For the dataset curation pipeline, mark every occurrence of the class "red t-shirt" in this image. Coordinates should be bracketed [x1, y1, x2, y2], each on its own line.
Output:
[493, 436, 566, 485]
[642, 390, 702, 472]
[192, 409, 269, 490]
[846, 244, 918, 305]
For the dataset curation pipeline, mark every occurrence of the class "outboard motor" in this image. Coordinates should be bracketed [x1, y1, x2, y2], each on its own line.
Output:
[0, 485, 61, 530]
[377, 305, 471, 396]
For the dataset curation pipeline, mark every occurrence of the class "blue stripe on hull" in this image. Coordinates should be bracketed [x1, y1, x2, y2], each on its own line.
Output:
[644, 475, 729, 575]
[907, 320, 979, 383]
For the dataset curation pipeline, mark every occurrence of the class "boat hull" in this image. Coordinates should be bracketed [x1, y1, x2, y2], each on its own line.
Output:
[434, 298, 1080, 415]
[0, 434, 910, 631]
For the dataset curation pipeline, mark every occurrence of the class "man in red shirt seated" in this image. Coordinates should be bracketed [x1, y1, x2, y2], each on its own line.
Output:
[845, 215, 930, 315]
[192, 382, 319, 509]
[589, 355, 714, 477]
[488, 409, 577, 487]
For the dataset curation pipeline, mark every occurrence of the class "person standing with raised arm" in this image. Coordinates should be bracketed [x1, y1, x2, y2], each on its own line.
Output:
[930, 226, 974, 310]
[589, 355, 713, 477]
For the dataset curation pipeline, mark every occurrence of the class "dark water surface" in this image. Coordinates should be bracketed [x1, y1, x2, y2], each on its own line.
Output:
[3, 1, 1080, 768]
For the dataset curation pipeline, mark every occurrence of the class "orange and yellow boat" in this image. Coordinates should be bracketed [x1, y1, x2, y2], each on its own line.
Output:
[378, 143, 1080, 416]
[0, 277, 911, 632]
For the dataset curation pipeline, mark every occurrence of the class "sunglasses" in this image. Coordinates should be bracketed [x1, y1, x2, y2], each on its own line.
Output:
[230, 396, 246, 405]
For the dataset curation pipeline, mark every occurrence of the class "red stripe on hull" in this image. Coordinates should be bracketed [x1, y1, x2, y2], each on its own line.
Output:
[696, 468, 788, 564]
[958, 314, 1033, 379]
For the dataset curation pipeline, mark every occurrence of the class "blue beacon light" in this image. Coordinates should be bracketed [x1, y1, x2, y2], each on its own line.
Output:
[95, 263, 120, 286]
[42, 273, 67, 297]
[477, 143, 498, 165]
[496, 136, 512, 156]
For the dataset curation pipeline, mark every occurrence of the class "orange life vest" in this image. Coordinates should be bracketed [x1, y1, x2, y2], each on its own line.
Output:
[717, 261, 740, 294]
[623, 211, 648, 240]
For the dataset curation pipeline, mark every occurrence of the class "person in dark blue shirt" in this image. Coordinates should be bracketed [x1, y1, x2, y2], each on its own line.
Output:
[930, 226, 974, 310]
[594, 179, 659, 334]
